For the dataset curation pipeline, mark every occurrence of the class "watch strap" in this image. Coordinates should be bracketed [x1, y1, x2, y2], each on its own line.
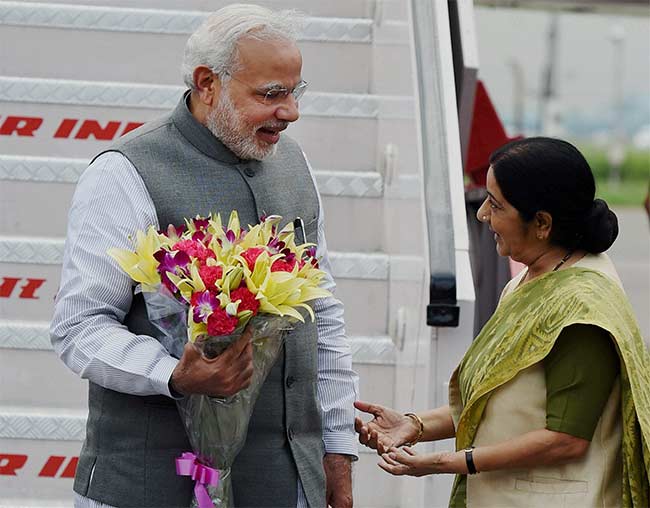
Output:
[465, 446, 478, 474]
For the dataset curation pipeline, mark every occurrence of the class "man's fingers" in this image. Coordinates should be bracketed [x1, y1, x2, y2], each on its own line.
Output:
[402, 446, 416, 456]
[183, 341, 201, 361]
[238, 359, 254, 383]
[228, 327, 254, 357]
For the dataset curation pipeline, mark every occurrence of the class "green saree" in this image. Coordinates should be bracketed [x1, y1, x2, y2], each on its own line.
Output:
[449, 267, 650, 507]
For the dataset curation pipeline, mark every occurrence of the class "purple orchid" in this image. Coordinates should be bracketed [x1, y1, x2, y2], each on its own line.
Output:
[154, 249, 190, 294]
[192, 217, 210, 230]
[160, 224, 186, 242]
[267, 237, 286, 254]
[192, 291, 220, 324]
[305, 246, 317, 259]
[281, 249, 296, 265]
[225, 229, 236, 243]
[192, 230, 207, 243]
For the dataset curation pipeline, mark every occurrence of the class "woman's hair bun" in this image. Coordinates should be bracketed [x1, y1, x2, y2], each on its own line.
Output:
[580, 199, 619, 253]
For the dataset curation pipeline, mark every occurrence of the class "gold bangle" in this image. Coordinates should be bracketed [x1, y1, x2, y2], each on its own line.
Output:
[403, 412, 424, 446]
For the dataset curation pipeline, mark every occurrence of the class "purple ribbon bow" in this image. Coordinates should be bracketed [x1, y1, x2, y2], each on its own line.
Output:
[176, 452, 220, 508]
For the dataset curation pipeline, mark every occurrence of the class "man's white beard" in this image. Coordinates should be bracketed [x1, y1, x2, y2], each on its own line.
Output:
[206, 89, 278, 161]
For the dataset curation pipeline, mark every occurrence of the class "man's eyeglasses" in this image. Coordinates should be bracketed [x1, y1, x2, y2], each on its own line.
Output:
[220, 71, 308, 105]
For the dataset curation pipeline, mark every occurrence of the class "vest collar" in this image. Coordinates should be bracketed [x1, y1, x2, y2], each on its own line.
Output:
[171, 90, 240, 164]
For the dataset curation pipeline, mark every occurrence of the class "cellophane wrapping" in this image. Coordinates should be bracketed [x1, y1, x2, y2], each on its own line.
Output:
[142, 287, 291, 507]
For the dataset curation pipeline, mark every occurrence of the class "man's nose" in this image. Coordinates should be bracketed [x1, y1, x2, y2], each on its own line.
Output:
[276, 96, 300, 122]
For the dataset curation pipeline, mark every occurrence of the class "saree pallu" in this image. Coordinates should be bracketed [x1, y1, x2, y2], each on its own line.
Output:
[449, 268, 649, 507]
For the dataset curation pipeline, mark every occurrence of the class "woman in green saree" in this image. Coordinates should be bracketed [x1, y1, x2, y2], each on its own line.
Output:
[355, 137, 649, 507]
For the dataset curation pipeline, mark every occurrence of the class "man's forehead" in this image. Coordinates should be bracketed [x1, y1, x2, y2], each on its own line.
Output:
[235, 36, 302, 82]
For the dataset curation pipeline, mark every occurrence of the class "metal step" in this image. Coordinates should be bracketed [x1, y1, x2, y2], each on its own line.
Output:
[0, 76, 413, 172]
[0, 2, 373, 39]
[0, 182, 385, 253]
[0, 2, 374, 93]
[0, 151, 421, 254]
[2, 0, 378, 18]
[0, 155, 384, 197]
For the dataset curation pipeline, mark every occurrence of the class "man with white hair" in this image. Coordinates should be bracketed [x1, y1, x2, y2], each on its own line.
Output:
[51, 4, 358, 507]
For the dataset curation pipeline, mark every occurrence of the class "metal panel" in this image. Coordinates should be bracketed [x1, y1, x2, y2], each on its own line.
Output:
[0, 155, 384, 197]
[0, 76, 412, 119]
[0, 411, 86, 441]
[0, 1, 373, 41]
[0, 320, 49, 350]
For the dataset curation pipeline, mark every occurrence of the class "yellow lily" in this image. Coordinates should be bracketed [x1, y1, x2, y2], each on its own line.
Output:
[107, 226, 163, 291]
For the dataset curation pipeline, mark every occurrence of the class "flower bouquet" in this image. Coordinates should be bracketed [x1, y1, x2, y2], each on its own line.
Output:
[108, 211, 331, 507]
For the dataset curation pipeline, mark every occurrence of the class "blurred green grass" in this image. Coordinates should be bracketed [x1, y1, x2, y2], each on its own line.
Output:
[579, 146, 649, 206]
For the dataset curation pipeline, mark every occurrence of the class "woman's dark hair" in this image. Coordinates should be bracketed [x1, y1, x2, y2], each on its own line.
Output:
[489, 137, 618, 253]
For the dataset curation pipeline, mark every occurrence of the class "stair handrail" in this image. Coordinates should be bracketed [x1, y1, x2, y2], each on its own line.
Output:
[410, 0, 461, 327]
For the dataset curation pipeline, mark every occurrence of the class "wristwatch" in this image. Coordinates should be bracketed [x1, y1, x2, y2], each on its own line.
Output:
[464, 446, 478, 475]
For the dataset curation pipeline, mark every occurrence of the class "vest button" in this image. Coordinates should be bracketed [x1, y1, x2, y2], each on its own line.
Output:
[244, 168, 255, 177]
[286, 375, 295, 388]
[288, 427, 295, 441]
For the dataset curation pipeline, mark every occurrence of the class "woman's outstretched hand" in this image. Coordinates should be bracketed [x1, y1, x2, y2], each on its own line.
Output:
[354, 400, 419, 454]
[378, 447, 461, 477]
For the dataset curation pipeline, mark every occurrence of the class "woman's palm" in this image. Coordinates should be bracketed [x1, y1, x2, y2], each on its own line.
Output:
[355, 401, 416, 454]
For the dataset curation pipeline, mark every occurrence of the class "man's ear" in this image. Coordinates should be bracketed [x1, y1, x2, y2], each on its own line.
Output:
[535, 210, 553, 241]
[193, 66, 221, 106]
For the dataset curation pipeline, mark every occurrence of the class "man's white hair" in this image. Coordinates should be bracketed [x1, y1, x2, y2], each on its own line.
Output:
[181, 4, 303, 90]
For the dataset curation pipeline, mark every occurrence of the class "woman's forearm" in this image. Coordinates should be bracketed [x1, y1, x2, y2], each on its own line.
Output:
[430, 428, 590, 474]
[471, 428, 590, 472]
[418, 405, 456, 442]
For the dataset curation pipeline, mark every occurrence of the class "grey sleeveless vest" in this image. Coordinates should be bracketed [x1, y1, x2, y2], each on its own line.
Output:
[73, 92, 326, 508]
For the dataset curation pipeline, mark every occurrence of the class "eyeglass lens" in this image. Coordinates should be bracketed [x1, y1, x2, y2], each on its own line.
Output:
[263, 81, 308, 104]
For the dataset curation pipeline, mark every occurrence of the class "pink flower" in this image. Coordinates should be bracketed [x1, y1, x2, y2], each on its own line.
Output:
[230, 287, 260, 316]
[241, 247, 266, 271]
[199, 265, 223, 287]
[271, 258, 296, 273]
[172, 239, 214, 262]
[207, 308, 239, 336]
